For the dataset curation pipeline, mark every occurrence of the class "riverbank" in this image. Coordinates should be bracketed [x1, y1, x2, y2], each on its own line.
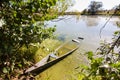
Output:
[61, 9, 120, 16]
[8, 39, 61, 80]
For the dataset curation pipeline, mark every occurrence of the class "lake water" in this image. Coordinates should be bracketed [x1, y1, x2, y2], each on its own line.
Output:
[36, 15, 120, 80]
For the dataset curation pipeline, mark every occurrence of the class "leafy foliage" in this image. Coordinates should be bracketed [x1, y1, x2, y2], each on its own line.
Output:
[0, 0, 69, 79]
[81, 31, 120, 80]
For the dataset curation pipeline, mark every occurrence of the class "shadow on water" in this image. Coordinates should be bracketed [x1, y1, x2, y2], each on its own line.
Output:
[57, 34, 66, 42]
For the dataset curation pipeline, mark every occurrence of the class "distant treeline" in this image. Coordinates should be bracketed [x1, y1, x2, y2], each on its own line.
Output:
[59, 12, 81, 15]
[81, 9, 120, 16]
[58, 9, 120, 16]
[81, 1, 120, 15]
[62, 1, 120, 16]
[59, 9, 120, 16]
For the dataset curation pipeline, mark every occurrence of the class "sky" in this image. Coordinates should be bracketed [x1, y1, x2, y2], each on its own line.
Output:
[68, 0, 120, 12]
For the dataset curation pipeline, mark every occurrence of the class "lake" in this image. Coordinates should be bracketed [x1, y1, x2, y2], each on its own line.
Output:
[36, 15, 120, 80]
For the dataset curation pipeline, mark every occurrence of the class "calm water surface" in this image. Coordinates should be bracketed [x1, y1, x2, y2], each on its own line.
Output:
[36, 15, 120, 80]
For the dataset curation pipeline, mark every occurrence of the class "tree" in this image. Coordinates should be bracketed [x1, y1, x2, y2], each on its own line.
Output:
[115, 4, 120, 15]
[88, 1, 103, 15]
[0, 0, 69, 79]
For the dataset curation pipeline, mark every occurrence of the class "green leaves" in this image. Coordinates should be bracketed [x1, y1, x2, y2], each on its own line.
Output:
[82, 32, 120, 80]
[2, 67, 10, 74]
[86, 51, 93, 60]
[114, 31, 120, 35]
[0, 0, 69, 79]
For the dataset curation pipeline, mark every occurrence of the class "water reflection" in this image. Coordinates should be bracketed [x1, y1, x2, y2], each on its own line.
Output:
[37, 15, 120, 80]
[48, 15, 120, 51]
[82, 16, 100, 27]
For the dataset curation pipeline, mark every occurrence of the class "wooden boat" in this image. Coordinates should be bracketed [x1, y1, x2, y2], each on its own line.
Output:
[23, 39, 80, 76]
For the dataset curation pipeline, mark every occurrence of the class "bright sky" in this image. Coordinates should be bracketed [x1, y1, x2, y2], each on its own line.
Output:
[68, 0, 120, 12]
